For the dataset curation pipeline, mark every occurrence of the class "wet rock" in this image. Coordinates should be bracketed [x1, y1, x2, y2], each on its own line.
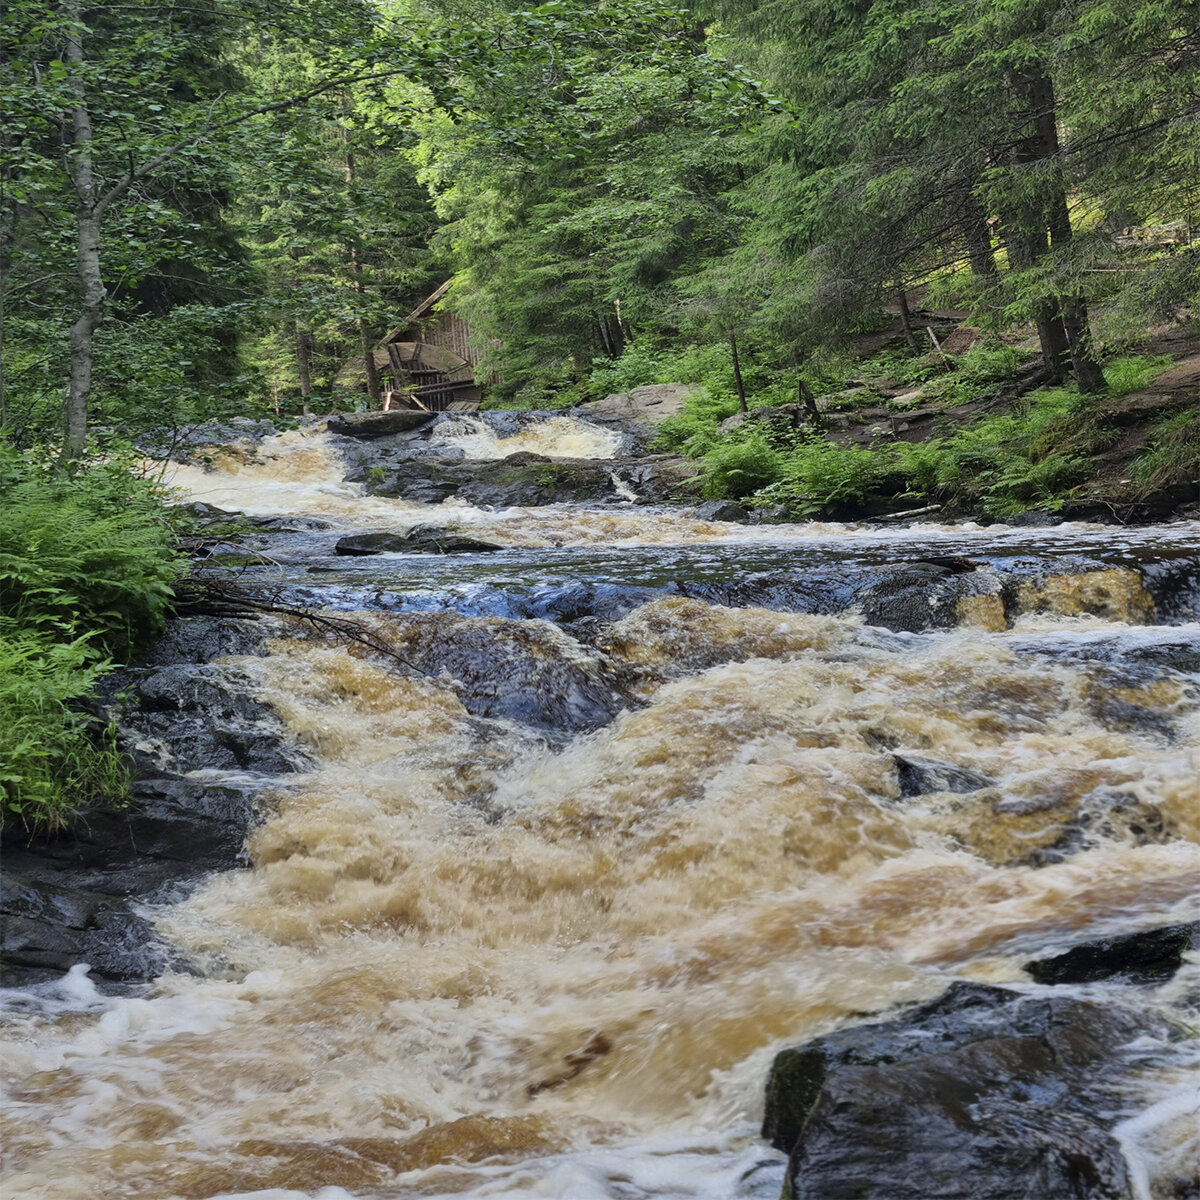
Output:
[0, 874, 165, 983]
[894, 755, 995, 797]
[763, 981, 1178, 1200]
[381, 614, 637, 732]
[247, 515, 334, 532]
[0, 777, 263, 985]
[327, 410, 435, 438]
[1026, 922, 1200, 986]
[694, 499, 750, 523]
[126, 664, 301, 776]
[1005, 509, 1065, 527]
[136, 617, 269, 668]
[334, 528, 505, 556]
[943, 782, 1172, 869]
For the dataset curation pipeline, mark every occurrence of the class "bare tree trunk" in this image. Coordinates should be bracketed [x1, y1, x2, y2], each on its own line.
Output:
[1001, 225, 1070, 384]
[64, 2, 106, 461]
[963, 197, 1000, 288]
[344, 146, 381, 405]
[1033, 70, 1107, 394]
[729, 329, 748, 414]
[295, 320, 313, 415]
[1060, 295, 1106, 393]
[1019, 66, 1106, 392]
[895, 286, 922, 353]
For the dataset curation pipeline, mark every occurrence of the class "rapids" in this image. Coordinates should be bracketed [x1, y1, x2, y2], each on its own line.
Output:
[3, 421, 1199, 1200]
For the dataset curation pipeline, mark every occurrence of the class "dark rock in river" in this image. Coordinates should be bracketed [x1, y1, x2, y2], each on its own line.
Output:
[137, 616, 269, 668]
[1026, 922, 1200, 986]
[763, 981, 1178, 1200]
[1, 777, 263, 984]
[359, 449, 695, 507]
[127, 663, 302, 776]
[382, 613, 637, 732]
[2, 618, 304, 988]
[334, 527, 506, 556]
[327, 409, 435, 437]
[693, 499, 750, 523]
[893, 754, 995, 797]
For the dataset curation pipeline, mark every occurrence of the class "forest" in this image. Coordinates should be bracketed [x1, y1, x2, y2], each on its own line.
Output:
[2, 0, 1199, 812]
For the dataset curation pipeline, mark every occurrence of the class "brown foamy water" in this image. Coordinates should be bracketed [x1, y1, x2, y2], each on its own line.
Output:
[5, 424, 1198, 1200]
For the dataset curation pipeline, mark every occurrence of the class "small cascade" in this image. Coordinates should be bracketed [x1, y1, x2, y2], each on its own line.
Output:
[427, 412, 627, 460]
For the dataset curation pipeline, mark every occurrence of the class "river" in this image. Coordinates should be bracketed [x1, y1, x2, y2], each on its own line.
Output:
[2, 416, 1199, 1199]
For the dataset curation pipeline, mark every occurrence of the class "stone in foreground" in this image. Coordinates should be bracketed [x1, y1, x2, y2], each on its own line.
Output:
[763, 981, 1178, 1200]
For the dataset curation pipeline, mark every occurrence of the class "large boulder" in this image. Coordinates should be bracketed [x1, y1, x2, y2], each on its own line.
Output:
[368, 612, 638, 732]
[327, 409, 436, 438]
[580, 383, 697, 423]
[764, 982, 1180, 1200]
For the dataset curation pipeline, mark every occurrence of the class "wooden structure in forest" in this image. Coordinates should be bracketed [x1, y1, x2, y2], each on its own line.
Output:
[376, 282, 483, 411]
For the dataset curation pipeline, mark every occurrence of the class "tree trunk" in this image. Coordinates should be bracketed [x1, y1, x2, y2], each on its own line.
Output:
[344, 146, 381, 404]
[895, 286, 922, 353]
[963, 197, 1000, 288]
[295, 321, 313, 414]
[1046, 178, 1107, 393]
[729, 329, 748, 413]
[1021, 66, 1106, 392]
[64, 3, 105, 461]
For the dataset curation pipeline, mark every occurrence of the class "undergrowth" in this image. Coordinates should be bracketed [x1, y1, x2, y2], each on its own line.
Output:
[1131, 408, 1200, 492]
[0, 444, 183, 830]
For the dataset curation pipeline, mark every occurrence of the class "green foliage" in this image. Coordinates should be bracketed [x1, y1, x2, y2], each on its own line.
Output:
[698, 435, 781, 499]
[1102, 354, 1172, 398]
[0, 450, 181, 654]
[891, 383, 1105, 515]
[0, 631, 127, 831]
[753, 443, 894, 515]
[0, 445, 183, 827]
[1130, 408, 1200, 492]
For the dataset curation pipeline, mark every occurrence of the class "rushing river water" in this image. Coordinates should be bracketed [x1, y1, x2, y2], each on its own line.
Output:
[3, 420, 1199, 1199]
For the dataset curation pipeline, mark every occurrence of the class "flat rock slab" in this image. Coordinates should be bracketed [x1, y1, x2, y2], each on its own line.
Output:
[763, 981, 1180, 1200]
[335, 528, 506, 556]
[328, 410, 435, 438]
[581, 383, 696, 423]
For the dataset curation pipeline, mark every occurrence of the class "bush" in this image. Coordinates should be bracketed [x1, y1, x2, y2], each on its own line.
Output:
[0, 632, 127, 830]
[0, 451, 180, 654]
[698, 435, 782, 499]
[754, 442, 894, 515]
[0, 444, 184, 828]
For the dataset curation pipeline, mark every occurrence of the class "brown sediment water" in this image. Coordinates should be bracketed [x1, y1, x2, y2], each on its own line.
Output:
[3, 422, 1198, 1200]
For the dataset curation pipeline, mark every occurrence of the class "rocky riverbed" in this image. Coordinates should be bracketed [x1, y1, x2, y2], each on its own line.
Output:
[2, 412, 1198, 1200]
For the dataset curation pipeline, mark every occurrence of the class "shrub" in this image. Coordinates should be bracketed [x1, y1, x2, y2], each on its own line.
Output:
[0, 453, 180, 654]
[0, 444, 184, 828]
[0, 631, 127, 830]
[698, 435, 782, 499]
[754, 442, 894, 514]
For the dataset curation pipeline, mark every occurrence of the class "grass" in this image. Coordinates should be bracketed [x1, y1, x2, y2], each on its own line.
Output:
[1130, 408, 1200, 493]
